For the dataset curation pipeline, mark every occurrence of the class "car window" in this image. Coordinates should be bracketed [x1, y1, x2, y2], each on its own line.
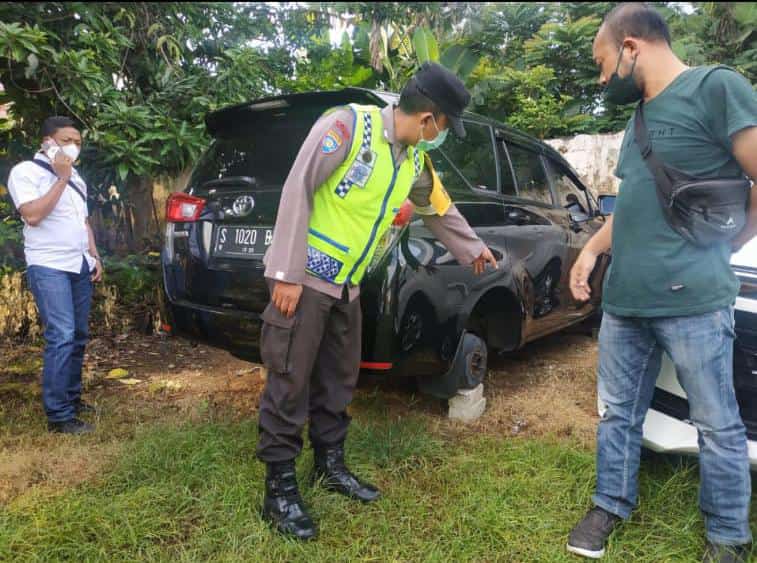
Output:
[495, 140, 518, 197]
[456, 201, 507, 227]
[427, 146, 469, 194]
[189, 105, 325, 192]
[506, 143, 552, 205]
[433, 121, 498, 191]
[544, 159, 591, 218]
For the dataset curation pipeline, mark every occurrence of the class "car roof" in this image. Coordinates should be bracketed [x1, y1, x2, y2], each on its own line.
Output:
[205, 87, 586, 189]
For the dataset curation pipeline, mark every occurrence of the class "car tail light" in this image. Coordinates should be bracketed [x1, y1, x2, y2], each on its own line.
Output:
[166, 193, 205, 223]
[393, 200, 415, 226]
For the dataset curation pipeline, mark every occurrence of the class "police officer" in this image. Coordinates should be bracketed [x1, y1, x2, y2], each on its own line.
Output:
[258, 62, 497, 540]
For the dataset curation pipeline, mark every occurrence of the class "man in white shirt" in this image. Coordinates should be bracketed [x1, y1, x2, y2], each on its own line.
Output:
[8, 116, 103, 434]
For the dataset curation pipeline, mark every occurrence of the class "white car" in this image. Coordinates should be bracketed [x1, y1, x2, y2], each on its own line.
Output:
[598, 237, 757, 469]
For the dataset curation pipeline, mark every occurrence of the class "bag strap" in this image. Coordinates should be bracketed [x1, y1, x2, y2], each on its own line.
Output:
[633, 102, 676, 204]
[31, 158, 87, 204]
[634, 64, 744, 204]
[699, 64, 739, 82]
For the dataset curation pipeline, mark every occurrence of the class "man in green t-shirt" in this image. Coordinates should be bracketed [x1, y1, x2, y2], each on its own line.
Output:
[566, 3, 757, 562]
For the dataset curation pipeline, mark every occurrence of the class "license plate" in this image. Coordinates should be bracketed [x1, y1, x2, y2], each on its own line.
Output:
[212, 226, 273, 258]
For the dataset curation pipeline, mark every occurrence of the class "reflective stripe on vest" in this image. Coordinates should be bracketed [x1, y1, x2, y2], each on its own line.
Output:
[306, 104, 424, 286]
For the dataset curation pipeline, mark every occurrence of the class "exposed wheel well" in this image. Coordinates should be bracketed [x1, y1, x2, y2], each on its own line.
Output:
[398, 292, 437, 350]
[466, 287, 522, 353]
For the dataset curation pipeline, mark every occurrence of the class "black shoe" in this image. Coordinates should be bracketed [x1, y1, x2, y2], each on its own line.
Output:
[47, 418, 94, 435]
[567, 506, 622, 559]
[262, 461, 317, 541]
[313, 444, 380, 503]
[703, 541, 751, 563]
[75, 400, 98, 415]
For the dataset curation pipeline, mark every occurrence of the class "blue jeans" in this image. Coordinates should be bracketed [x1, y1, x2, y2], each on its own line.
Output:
[27, 258, 93, 423]
[593, 307, 751, 546]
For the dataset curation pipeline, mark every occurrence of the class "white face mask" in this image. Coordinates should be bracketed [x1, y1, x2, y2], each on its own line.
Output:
[60, 143, 80, 161]
[44, 139, 80, 162]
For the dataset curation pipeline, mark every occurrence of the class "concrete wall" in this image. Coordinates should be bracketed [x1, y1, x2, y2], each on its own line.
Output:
[545, 131, 624, 195]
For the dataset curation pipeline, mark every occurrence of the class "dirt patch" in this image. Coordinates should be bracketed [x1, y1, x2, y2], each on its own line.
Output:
[0, 329, 600, 503]
[0, 442, 121, 504]
[473, 331, 600, 445]
[355, 330, 601, 445]
[0, 333, 259, 504]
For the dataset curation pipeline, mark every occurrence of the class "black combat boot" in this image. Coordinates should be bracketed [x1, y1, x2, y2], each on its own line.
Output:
[313, 444, 380, 503]
[262, 461, 317, 541]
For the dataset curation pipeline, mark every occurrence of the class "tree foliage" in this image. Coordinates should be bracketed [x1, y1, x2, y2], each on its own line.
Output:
[0, 3, 298, 186]
[0, 2, 328, 247]
[0, 2, 754, 250]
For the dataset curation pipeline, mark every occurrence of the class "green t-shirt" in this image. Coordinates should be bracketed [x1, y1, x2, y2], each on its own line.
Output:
[603, 65, 757, 317]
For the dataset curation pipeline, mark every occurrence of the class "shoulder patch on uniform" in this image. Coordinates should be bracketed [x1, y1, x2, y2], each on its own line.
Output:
[334, 119, 351, 141]
[321, 130, 343, 154]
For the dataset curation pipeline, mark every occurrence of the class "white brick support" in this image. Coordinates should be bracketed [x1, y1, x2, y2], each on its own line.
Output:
[448, 383, 486, 422]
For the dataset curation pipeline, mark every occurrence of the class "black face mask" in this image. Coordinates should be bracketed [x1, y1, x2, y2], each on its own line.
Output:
[604, 45, 643, 105]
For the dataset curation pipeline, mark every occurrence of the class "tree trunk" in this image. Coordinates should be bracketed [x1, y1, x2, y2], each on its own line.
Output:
[127, 175, 159, 252]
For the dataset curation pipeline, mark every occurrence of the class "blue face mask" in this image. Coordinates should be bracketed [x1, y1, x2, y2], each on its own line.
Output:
[417, 114, 448, 151]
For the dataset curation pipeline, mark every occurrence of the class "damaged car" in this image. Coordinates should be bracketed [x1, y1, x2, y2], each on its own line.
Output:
[161, 88, 611, 398]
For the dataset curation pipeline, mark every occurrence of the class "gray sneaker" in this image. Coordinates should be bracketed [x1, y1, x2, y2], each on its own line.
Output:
[567, 506, 622, 559]
[702, 541, 751, 563]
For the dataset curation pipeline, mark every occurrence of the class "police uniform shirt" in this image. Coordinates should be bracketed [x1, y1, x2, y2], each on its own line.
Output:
[263, 104, 486, 301]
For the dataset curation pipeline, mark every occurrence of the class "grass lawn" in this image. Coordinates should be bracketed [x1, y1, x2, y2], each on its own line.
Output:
[2, 334, 755, 562]
[2, 390, 754, 562]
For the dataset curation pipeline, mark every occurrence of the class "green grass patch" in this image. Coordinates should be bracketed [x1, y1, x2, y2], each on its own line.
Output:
[1, 412, 755, 562]
[2, 356, 43, 377]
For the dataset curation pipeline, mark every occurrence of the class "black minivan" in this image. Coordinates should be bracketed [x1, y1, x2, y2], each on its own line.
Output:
[161, 88, 610, 398]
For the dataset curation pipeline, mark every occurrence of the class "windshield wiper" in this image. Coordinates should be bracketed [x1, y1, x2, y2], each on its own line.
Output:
[201, 176, 256, 189]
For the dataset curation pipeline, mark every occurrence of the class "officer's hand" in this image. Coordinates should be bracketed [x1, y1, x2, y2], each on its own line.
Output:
[569, 249, 598, 302]
[272, 281, 303, 319]
[52, 151, 73, 181]
[472, 247, 498, 275]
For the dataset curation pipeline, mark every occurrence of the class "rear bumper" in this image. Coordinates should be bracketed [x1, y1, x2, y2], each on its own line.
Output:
[596, 393, 757, 470]
[642, 408, 757, 470]
[168, 298, 263, 362]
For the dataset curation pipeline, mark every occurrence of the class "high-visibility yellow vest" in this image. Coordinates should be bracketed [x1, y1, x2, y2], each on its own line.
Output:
[306, 104, 424, 285]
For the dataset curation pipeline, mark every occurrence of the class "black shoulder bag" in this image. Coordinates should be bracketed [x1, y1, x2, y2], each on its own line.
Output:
[634, 69, 751, 248]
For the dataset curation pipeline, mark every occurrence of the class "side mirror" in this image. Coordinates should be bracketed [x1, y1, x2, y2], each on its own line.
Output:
[597, 194, 616, 216]
[570, 210, 591, 224]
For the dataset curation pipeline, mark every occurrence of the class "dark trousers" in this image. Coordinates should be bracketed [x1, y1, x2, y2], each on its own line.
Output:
[26, 257, 92, 423]
[256, 285, 362, 463]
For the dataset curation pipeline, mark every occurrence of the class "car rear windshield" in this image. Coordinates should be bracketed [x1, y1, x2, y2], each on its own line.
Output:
[188, 104, 331, 192]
